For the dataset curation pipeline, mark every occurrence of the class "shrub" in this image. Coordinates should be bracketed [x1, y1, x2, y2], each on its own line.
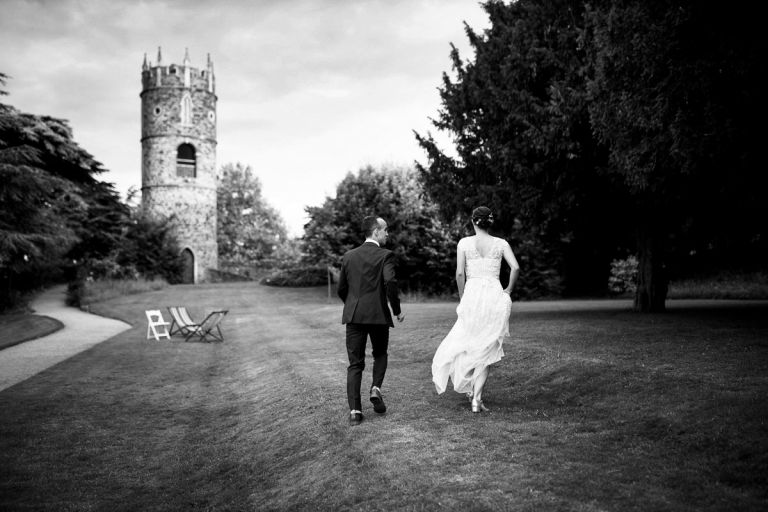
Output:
[1, 263, 69, 312]
[117, 213, 183, 284]
[86, 256, 140, 281]
[261, 265, 328, 287]
[669, 271, 768, 299]
[608, 255, 638, 295]
[67, 276, 168, 308]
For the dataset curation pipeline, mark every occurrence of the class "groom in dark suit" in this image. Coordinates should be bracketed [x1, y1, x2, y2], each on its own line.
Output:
[337, 216, 405, 426]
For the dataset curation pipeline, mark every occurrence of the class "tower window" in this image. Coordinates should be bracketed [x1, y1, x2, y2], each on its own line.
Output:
[176, 143, 196, 178]
[180, 93, 193, 125]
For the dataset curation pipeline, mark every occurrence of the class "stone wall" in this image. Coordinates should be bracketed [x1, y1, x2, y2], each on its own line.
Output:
[140, 87, 216, 142]
[141, 135, 216, 187]
[143, 185, 218, 282]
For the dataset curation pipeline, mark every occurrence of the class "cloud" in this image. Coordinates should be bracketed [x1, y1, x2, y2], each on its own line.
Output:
[0, 0, 488, 236]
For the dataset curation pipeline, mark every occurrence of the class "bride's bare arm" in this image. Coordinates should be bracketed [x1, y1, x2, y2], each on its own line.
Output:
[455, 242, 466, 298]
[502, 241, 520, 295]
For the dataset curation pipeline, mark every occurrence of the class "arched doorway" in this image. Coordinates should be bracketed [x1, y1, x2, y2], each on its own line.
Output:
[181, 248, 195, 284]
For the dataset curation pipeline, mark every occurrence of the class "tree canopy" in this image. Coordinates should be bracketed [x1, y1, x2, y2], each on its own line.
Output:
[585, 0, 767, 309]
[302, 165, 460, 294]
[217, 162, 287, 267]
[1, 81, 112, 307]
[1, 73, 182, 308]
[416, 0, 766, 311]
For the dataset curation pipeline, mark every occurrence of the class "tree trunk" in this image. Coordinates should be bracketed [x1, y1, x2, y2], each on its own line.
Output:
[634, 223, 668, 312]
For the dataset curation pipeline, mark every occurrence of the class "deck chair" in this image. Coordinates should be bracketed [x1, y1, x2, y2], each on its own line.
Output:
[184, 310, 228, 343]
[145, 310, 171, 341]
[167, 306, 198, 336]
[179, 307, 197, 329]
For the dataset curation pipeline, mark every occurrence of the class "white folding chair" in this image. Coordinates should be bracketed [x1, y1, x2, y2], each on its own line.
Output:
[145, 310, 171, 341]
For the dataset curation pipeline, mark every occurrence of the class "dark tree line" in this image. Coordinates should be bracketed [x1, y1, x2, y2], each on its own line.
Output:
[303, 165, 462, 295]
[416, 0, 767, 311]
[300, 165, 552, 299]
[1, 74, 182, 310]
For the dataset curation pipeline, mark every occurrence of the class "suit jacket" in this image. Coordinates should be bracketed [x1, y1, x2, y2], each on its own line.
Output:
[337, 242, 401, 327]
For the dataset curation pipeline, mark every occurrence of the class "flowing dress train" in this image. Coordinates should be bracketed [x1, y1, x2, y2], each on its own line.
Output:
[431, 236, 512, 395]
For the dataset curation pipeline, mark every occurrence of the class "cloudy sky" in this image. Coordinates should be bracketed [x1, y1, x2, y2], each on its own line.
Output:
[0, 0, 489, 236]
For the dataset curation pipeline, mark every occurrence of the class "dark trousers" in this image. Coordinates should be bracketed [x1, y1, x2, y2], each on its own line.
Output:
[346, 323, 389, 411]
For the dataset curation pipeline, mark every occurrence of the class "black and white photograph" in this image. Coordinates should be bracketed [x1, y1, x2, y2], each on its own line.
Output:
[1, 0, 766, 510]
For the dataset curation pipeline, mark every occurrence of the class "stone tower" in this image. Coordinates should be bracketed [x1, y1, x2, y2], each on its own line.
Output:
[140, 47, 218, 284]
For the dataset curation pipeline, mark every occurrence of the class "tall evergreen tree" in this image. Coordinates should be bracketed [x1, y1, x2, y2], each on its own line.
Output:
[585, 0, 767, 310]
[417, 0, 766, 311]
[416, 0, 622, 298]
[1, 73, 184, 307]
[1, 74, 108, 305]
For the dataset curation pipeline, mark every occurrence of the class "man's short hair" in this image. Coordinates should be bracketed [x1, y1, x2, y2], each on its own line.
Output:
[362, 216, 380, 237]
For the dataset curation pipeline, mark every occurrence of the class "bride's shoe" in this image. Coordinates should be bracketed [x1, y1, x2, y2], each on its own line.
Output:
[471, 398, 489, 413]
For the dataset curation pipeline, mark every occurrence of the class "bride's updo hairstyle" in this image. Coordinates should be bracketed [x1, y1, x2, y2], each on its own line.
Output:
[472, 206, 494, 230]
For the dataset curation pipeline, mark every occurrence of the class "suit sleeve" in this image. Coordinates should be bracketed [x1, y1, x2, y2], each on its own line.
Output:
[337, 257, 348, 302]
[382, 251, 401, 316]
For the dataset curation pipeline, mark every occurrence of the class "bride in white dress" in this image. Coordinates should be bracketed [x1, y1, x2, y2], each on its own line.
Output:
[431, 206, 520, 413]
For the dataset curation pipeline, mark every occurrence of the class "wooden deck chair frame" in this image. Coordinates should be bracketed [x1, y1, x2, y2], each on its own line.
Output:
[184, 310, 228, 343]
[167, 306, 198, 336]
[145, 310, 171, 340]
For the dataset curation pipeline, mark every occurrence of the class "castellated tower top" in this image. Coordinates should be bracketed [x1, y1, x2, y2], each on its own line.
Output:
[141, 47, 215, 94]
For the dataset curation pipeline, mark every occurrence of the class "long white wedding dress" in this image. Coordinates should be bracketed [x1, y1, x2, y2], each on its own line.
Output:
[431, 236, 512, 395]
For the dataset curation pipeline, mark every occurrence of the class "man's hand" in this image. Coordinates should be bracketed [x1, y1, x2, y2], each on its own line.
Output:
[396, 312, 405, 323]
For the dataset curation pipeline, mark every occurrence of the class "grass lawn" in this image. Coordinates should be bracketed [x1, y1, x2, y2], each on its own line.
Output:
[1, 282, 766, 511]
[0, 313, 63, 350]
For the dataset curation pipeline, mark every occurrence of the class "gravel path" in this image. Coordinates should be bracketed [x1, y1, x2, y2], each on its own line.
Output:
[0, 285, 131, 392]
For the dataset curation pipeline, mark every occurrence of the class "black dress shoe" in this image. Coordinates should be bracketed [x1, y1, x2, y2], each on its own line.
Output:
[370, 386, 386, 414]
[349, 411, 364, 426]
